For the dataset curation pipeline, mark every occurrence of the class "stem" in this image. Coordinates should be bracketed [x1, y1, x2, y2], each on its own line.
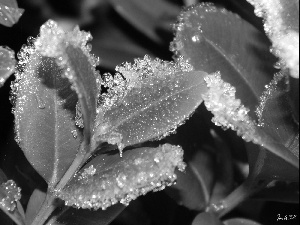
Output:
[31, 142, 88, 225]
[207, 178, 268, 218]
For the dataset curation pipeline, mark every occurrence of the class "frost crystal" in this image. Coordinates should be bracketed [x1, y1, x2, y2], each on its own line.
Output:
[57, 144, 186, 210]
[246, 0, 299, 78]
[202, 72, 259, 143]
[0, 180, 21, 211]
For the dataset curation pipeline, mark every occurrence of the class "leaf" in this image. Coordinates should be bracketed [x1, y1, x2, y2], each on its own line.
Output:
[192, 212, 224, 225]
[246, 0, 299, 78]
[202, 73, 299, 168]
[0, 169, 7, 184]
[12, 45, 82, 186]
[0, 46, 16, 88]
[166, 147, 215, 211]
[0, 0, 24, 27]
[173, 3, 277, 115]
[50, 204, 125, 225]
[93, 56, 207, 153]
[57, 144, 185, 210]
[25, 189, 47, 225]
[107, 0, 180, 44]
[224, 218, 262, 225]
[34, 20, 100, 143]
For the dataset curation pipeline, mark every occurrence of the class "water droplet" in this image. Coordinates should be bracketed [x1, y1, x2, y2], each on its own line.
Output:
[35, 93, 46, 109]
[191, 34, 201, 43]
[0, 180, 21, 211]
[71, 130, 78, 139]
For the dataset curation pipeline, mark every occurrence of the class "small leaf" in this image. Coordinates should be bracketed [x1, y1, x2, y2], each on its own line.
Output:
[12, 41, 82, 186]
[107, 0, 180, 44]
[93, 56, 207, 154]
[224, 218, 262, 225]
[192, 212, 224, 225]
[0, 46, 16, 87]
[34, 20, 100, 143]
[25, 189, 46, 225]
[246, 0, 299, 78]
[166, 147, 215, 211]
[173, 3, 277, 115]
[0, 0, 24, 27]
[52, 204, 125, 225]
[57, 144, 185, 210]
[0, 180, 21, 212]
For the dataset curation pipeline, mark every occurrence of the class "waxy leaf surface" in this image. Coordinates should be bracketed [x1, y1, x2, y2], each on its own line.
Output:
[0, 0, 24, 27]
[13, 53, 82, 186]
[94, 56, 207, 152]
[173, 3, 277, 115]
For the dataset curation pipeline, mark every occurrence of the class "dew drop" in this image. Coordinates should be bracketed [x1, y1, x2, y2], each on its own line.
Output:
[71, 130, 78, 139]
[35, 93, 46, 109]
[191, 34, 201, 43]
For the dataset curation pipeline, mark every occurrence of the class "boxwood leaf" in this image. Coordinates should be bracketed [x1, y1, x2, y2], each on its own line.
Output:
[12, 43, 82, 186]
[57, 144, 185, 210]
[172, 3, 277, 115]
[93, 56, 207, 154]
[25, 189, 46, 225]
[0, 46, 16, 87]
[224, 218, 262, 225]
[192, 212, 224, 225]
[107, 0, 180, 44]
[0, 0, 24, 27]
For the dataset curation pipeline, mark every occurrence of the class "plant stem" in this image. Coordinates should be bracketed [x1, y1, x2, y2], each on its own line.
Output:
[31, 143, 88, 225]
[207, 178, 268, 218]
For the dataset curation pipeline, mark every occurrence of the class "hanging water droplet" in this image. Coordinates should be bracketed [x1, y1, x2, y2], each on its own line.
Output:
[71, 130, 78, 139]
[35, 93, 46, 109]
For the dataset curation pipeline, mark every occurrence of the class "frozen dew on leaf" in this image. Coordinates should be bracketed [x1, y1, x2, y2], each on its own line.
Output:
[0, 46, 16, 87]
[93, 55, 207, 155]
[0, 180, 21, 211]
[246, 0, 299, 78]
[202, 72, 260, 143]
[57, 144, 186, 210]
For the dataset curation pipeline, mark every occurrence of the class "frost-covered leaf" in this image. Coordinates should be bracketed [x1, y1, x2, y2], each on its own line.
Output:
[173, 3, 276, 115]
[12, 43, 82, 186]
[35, 20, 100, 142]
[52, 204, 125, 225]
[0, 0, 24, 27]
[202, 73, 298, 168]
[0, 180, 21, 212]
[25, 189, 46, 225]
[93, 56, 207, 154]
[57, 144, 185, 210]
[166, 147, 215, 211]
[0, 46, 15, 87]
[246, 0, 299, 78]
[107, 0, 180, 44]
[192, 212, 224, 225]
[224, 218, 262, 225]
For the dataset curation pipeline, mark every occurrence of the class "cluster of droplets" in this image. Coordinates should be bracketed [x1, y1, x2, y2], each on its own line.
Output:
[0, 46, 16, 87]
[57, 144, 185, 210]
[0, 180, 21, 211]
[246, 0, 299, 78]
[0, 3, 24, 27]
[202, 72, 260, 143]
[255, 71, 286, 126]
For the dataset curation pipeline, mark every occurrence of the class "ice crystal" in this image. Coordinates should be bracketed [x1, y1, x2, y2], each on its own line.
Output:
[202, 72, 259, 143]
[255, 71, 286, 126]
[246, 0, 299, 78]
[0, 180, 21, 211]
[57, 144, 186, 210]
